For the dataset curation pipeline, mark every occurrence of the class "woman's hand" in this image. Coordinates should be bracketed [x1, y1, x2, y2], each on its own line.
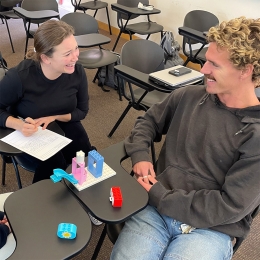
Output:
[34, 116, 56, 129]
[20, 117, 38, 136]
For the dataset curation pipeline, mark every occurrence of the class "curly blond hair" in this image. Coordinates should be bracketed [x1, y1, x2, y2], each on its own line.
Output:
[207, 17, 260, 87]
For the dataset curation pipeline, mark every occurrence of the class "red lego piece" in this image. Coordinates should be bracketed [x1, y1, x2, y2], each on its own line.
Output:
[110, 187, 123, 207]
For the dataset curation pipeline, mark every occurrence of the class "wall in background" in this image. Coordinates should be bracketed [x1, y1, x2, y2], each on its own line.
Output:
[78, 0, 260, 44]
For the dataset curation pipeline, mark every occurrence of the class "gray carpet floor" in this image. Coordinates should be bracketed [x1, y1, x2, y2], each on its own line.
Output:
[0, 17, 259, 260]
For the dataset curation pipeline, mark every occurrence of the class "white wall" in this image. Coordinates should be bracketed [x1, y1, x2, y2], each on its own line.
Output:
[81, 0, 260, 44]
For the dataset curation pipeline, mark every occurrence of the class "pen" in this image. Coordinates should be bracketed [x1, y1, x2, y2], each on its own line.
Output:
[17, 116, 30, 124]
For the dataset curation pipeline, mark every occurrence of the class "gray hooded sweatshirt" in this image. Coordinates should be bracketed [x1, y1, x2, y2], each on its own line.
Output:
[125, 85, 260, 239]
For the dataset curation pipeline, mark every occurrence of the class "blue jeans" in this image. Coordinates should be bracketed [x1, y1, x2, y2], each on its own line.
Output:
[111, 205, 233, 260]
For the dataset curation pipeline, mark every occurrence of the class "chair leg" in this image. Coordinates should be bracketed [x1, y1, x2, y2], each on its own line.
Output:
[108, 103, 132, 138]
[3, 18, 15, 53]
[11, 156, 22, 189]
[93, 10, 98, 17]
[91, 224, 107, 260]
[112, 30, 123, 52]
[105, 7, 112, 35]
[23, 20, 31, 57]
[2, 157, 6, 186]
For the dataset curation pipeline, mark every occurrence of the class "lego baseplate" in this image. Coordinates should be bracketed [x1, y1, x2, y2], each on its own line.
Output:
[71, 162, 116, 191]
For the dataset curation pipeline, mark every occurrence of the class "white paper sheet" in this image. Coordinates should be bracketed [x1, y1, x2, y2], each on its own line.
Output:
[1, 127, 72, 161]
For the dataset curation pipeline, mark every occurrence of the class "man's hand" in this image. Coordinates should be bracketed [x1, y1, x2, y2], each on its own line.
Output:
[34, 116, 56, 129]
[137, 175, 157, 192]
[133, 161, 156, 178]
[133, 161, 157, 191]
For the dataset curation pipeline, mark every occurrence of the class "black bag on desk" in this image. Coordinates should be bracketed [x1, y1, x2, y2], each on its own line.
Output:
[97, 52, 120, 89]
[160, 31, 183, 69]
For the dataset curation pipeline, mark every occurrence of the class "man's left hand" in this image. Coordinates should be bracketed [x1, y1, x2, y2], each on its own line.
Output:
[137, 175, 157, 192]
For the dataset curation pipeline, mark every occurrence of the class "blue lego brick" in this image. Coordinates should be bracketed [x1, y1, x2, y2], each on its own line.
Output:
[88, 150, 104, 178]
[57, 223, 77, 239]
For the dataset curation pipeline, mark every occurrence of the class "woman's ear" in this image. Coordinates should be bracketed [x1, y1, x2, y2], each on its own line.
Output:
[40, 54, 51, 65]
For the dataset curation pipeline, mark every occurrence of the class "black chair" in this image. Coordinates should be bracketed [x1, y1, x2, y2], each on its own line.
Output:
[71, 0, 112, 35]
[0, 0, 21, 53]
[19, 0, 60, 54]
[180, 10, 219, 67]
[61, 12, 118, 92]
[108, 39, 169, 138]
[111, 0, 164, 51]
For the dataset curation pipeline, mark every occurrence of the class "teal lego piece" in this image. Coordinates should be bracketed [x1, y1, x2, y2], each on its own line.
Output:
[50, 174, 61, 183]
[50, 168, 78, 184]
[88, 150, 104, 178]
[57, 223, 77, 239]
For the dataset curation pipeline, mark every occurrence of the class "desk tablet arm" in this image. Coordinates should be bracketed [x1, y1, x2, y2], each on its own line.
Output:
[178, 26, 207, 43]
[51, 168, 78, 184]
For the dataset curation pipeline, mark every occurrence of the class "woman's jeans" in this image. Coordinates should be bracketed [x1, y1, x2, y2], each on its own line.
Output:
[111, 205, 233, 260]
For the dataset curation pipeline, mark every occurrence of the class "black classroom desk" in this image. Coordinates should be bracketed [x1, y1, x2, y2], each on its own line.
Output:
[4, 180, 92, 260]
[65, 142, 149, 224]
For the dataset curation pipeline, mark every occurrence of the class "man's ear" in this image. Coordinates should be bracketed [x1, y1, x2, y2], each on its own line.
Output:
[241, 64, 254, 80]
[40, 54, 51, 65]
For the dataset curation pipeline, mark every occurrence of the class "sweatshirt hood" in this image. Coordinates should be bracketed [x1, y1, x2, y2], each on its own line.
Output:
[204, 94, 260, 124]
[198, 92, 260, 135]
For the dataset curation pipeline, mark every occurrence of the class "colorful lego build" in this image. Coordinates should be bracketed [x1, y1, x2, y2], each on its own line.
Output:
[51, 150, 116, 191]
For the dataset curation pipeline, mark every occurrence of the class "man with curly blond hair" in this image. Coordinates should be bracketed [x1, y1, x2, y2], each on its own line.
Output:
[111, 17, 260, 260]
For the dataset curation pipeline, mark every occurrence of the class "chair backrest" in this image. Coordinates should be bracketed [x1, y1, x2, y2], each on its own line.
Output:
[61, 12, 99, 35]
[0, 0, 21, 8]
[117, 0, 149, 22]
[121, 39, 164, 74]
[21, 0, 58, 12]
[183, 10, 219, 46]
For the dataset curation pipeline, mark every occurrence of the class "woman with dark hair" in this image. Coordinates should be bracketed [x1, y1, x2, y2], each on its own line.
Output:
[0, 20, 95, 184]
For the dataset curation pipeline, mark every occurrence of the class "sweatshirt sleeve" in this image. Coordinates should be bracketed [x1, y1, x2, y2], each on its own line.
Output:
[124, 91, 179, 166]
[70, 65, 89, 122]
[0, 68, 23, 127]
[0, 224, 9, 249]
